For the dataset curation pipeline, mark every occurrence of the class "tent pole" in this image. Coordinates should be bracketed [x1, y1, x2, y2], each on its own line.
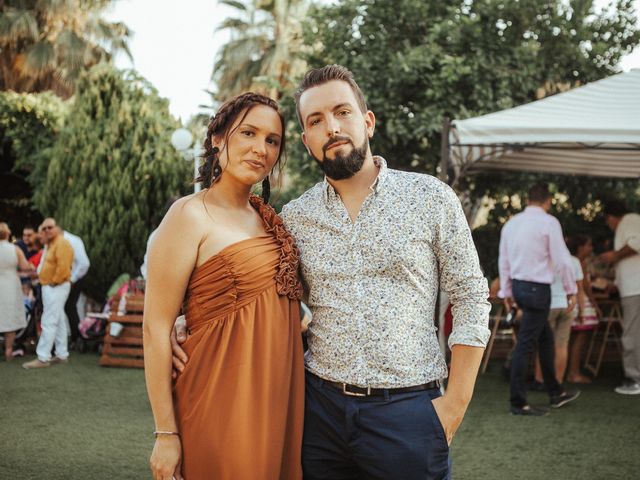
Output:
[440, 116, 451, 184]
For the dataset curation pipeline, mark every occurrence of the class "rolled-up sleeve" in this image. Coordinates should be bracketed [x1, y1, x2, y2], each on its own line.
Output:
[437, 186, 491, 349]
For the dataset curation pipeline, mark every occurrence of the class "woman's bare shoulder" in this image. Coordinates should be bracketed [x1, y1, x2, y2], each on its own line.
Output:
[162, 194, 210, 228]
[153, 194, 213, 251]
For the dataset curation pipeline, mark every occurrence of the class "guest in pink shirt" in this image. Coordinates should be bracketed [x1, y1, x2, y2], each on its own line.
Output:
[498, 183, 580, 416]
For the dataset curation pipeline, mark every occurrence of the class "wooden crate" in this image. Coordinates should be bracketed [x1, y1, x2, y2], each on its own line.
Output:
[99, 293, 145, 368]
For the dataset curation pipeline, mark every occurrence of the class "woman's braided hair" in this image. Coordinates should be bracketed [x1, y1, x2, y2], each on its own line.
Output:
[197, 92, 286, 203]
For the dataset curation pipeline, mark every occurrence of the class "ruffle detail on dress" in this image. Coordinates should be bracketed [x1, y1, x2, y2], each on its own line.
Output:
[249, 195, 303, 300]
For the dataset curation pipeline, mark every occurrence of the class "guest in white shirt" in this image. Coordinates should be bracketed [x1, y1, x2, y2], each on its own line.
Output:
[63, 229, 90, 346]
[600, 200, 640, 395]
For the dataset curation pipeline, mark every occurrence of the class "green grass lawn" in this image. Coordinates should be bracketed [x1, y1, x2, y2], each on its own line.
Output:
[1, 353, 638, 479]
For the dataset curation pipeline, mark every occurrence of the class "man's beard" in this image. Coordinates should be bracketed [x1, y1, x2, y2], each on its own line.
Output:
[312, 133, 369, 181]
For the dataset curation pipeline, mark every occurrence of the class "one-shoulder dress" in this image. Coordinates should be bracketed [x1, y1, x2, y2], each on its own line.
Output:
[174, 195, 304, 480]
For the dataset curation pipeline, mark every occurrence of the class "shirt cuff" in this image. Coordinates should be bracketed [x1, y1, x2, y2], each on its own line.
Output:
[563, 282, 578, 295]
[497, 288, 511, 299]
[448, 325, 491, 349]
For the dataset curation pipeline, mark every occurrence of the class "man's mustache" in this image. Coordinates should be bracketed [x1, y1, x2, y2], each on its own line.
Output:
[322, 135, 353, 154]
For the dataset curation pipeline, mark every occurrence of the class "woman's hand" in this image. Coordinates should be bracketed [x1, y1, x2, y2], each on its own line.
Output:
[150, 436, 183, 480]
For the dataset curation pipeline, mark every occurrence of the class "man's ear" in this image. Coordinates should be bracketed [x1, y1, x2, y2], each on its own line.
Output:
[301, 132, 311, 155]
[364, 110, 375, 138]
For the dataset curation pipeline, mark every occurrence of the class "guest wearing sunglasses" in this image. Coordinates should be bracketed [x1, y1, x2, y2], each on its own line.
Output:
[23, 218, 74, 369]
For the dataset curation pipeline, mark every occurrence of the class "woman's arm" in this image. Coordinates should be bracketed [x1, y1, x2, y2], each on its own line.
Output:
[143, 197, 204, 480]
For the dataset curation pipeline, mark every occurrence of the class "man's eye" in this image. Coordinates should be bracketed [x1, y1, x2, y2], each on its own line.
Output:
[339, 110, 350, 116]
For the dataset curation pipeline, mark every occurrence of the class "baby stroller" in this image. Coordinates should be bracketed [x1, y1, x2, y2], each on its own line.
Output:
[76, 312, 108, 353]
[75, 274, 140, 353]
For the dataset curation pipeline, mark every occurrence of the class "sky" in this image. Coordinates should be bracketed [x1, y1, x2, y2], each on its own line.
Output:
[106, 0, 640, 122]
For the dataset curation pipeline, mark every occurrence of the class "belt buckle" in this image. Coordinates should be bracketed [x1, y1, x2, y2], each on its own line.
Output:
[342, 383, 370, 397]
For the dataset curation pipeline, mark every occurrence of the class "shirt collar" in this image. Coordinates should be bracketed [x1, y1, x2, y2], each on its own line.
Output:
[323, 156, 389, 203]
[524, 205, 546, 214]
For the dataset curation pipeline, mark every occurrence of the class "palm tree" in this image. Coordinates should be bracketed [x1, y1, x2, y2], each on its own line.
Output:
[0, 0, 131, 97]
[212, 0, 308, 101]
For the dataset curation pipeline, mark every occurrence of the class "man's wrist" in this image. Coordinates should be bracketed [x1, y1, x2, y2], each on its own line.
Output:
[443, 391, 471, 410]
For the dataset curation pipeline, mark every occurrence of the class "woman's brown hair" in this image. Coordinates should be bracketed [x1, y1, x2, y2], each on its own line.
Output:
[197, 92, 286, 203]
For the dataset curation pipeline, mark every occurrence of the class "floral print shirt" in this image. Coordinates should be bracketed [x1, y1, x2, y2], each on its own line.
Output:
[281, 157, 490, 388]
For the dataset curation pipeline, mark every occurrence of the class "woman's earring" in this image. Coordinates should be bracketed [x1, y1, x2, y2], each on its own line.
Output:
[210, 146, 222, 183]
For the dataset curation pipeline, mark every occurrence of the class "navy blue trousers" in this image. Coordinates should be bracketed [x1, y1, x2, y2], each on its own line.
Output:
[510, 279, 563, 407]
[302, 372, 451, 480]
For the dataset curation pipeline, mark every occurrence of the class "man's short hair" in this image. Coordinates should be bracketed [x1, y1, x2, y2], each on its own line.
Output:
[527, 183, 551, 203]
[603, 200, 629, 218]
[23, 225, 36, 233]
[294, 64, 367, 126]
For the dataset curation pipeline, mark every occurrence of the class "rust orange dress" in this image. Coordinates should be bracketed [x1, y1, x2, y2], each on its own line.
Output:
[174, 195, 304, 480]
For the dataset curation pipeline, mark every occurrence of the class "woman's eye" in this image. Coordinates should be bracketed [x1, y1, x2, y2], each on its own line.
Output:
[242, 130, 254, 136]
[267, 138, 280, 146]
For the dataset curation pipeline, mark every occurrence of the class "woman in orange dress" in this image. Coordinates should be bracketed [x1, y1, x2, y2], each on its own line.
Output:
[143, 93, 304, 480]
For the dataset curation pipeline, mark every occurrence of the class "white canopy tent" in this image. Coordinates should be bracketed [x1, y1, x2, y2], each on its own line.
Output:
[446, 69, 640, 183]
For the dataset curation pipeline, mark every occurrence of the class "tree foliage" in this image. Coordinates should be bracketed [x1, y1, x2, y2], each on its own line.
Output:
[0, 90, 65, 229]
[303, 0, 639, 175]
[284, 0, 640, 207]
[274, 93, 322, 211]
[290, 0, 640, 275]
[212, 0, 309, 101]
[35, 63, 191, 298]
[0, 0, 131, 97]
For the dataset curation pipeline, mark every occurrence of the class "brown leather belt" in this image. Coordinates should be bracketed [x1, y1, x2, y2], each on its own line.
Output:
[309, 372, 440, 397]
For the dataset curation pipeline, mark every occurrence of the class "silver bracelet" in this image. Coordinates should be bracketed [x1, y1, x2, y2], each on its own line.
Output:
[154, 430, 179, 437]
